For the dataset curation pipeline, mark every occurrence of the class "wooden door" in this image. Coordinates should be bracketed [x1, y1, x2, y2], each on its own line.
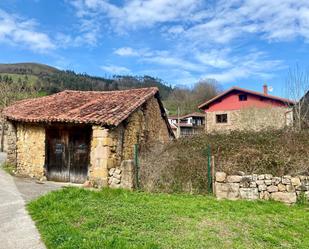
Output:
[46, 126, 91, 183]
[46, 128, 70, 182]
[69, 128, 90, 183]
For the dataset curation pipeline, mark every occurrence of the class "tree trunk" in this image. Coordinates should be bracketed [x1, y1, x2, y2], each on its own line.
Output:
[298, 104, 302, 131]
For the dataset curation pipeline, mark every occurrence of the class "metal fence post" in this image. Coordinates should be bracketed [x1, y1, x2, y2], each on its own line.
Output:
[207, 145, 212, 193]
[134, 144, 139, 189]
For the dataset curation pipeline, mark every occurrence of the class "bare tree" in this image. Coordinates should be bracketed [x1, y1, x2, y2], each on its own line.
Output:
[0, 80, 38, 151]
[165, 79, 221, 115]
[192, 79, 221, 102]
[285, 65, 309, 130]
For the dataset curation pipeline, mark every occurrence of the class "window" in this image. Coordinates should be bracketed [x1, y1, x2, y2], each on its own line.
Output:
[216, 114, 228, 123]
[239, 94, 247, 101]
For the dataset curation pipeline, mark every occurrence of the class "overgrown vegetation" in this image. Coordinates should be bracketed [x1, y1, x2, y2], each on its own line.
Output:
[140, 129, 309, 193]
[297, 192, 309, 206]
[163, 79, 221, 115]
[28, 187, 309, 249]
[2, 162, 15, 175]
[285, 65, 309, 130]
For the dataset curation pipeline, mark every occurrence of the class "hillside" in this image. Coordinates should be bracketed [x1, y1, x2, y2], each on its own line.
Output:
[0, 63, 221, 113]
[0, 63, 58, 75]
[0, 63, 173, 99]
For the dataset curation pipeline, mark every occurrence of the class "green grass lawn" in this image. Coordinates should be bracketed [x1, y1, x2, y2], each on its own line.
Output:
[28, 188, 309, 249]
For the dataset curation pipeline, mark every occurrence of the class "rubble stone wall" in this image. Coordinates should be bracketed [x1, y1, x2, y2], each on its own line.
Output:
[15, 123, 45, 178]
[206, 107, 291, 133]
[108, 160, 135, 190]
[0, 117, 8, 152]
[215, 172, 309, 204]
[122, 96, 171, 161]
[6, 121, 17, 166]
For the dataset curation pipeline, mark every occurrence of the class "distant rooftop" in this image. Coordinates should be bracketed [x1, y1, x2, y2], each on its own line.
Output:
[198, 86, 295, 109]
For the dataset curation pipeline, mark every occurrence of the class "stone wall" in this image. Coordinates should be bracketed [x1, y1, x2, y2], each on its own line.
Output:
[6, 121, 17, 166]
[215, 172, 309, 204]
[90, 96, 171, 188]
[122, 109, 144, 160]
[0, 117, 8, 152]
[122, 96, 171, 160]
[5, 96, 170, 189]
[206, 107, 292, 133]
[15, 123, 45, 178]
[89, 126, 122, 187]
[108, 160, 135, 190]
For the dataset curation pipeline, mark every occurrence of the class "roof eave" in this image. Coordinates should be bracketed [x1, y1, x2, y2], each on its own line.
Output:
[198, 87, 296, 110]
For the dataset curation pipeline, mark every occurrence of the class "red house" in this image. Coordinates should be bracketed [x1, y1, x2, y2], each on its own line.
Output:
[198, 85, 295, 133]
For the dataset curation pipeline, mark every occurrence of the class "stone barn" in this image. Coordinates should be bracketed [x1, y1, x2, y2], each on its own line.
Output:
[3, 87, 173, 188]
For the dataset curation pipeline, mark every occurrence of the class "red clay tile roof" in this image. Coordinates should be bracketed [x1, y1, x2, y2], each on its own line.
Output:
[198, 86, 295, 109]
[4, 87, 160, 126]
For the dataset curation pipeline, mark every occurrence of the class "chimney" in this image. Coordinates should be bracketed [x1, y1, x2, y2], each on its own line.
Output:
[263, 84, 268, 95]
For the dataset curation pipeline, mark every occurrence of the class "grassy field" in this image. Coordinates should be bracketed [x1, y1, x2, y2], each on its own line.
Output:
[0, 73, 39, 85]
[28, 187, 309, 249]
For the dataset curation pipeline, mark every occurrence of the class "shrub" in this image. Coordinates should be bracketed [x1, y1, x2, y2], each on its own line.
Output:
[139, 129, 309, 194]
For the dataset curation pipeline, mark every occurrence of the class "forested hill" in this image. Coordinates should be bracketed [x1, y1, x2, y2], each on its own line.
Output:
[0, 63, 173, 99]
[0, 63, 221, 114]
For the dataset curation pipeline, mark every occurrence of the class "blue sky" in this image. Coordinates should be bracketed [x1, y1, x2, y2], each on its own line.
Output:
[1, 0, 309, 97]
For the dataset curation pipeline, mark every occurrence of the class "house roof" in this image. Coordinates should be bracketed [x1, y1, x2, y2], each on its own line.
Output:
[4, 87, 164, 127]
[181, 112, 205, 118]
[198, 86, 295, 109]
[168, 112, 205, 120]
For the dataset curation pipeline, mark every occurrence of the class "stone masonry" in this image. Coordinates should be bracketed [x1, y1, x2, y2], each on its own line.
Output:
[0, 117, 8, 152]
[108, 160, 135, 190]
[206, 107, 292, 133]
[15, 123, 45, 178]
[89, 126, 120, 187]
[6, 121, 17, 166]
[215, 172, 309, 204]
[4, 94, 172, 189]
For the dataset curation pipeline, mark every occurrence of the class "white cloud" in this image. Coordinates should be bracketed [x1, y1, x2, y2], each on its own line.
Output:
[204, 51, 284, 83]
[195, 49, 232, 69]
[100, 64, 131, 74]
[69, 0, 309, 84]
[180, 0, 309, 45]
[143, 54, 205, 72]
[71, 0, 309, 43]
[114, 47, 205, 72]
[112, 43, 285, 86]
[112, 45, 283, 84]
[167, 25, 185, 35]
[0, 9, 55, 52]
[70, 0, 202, 32]
[114, 47, 139, 56]
[56, 31, 98, 48]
